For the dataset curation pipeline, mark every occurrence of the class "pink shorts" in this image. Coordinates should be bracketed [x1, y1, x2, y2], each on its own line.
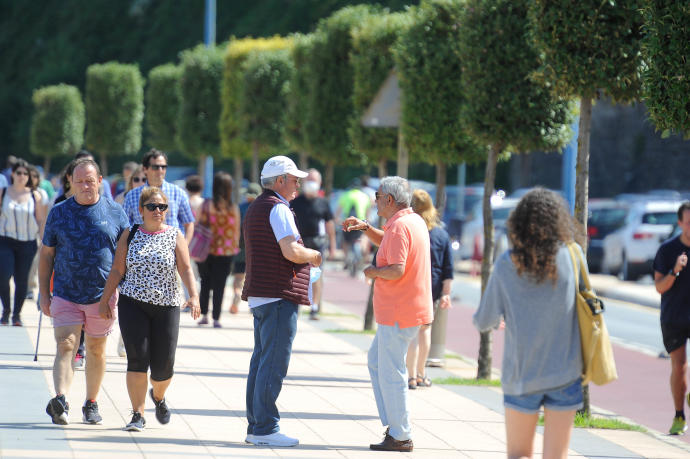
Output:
[50, 293, 118, 338]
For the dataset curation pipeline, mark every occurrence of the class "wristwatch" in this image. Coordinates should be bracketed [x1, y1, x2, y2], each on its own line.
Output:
[669, 269, 680, 277]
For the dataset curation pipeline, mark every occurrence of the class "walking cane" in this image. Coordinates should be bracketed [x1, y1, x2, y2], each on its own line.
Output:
[34, 294, 43, 362]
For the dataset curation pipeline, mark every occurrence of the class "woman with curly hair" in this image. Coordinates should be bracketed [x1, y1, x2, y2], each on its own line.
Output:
[473, 188, 584, 459]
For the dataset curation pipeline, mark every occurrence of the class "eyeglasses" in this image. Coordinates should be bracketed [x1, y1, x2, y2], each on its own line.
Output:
[14, 170, 29, 176]
[149, 165, 167, 170]
[375, 192, 389, 200]
[132, 177, 145, 183]
[143, 203, 168, 212]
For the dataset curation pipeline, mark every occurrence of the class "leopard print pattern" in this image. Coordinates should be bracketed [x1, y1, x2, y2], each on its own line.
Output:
[119, 226, 182, 307]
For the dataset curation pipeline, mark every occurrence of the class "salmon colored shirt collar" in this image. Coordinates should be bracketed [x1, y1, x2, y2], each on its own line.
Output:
[382, 207, 413, 231]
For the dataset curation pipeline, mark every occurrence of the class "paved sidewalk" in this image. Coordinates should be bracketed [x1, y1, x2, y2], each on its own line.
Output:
[1, 275, 689, 458]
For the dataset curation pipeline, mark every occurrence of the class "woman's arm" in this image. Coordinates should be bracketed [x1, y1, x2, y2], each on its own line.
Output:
[33, 190, 47, 239]
[175, 230, 201, 318]
[232, 204, 241, 249]
[98, 229, 129, 319]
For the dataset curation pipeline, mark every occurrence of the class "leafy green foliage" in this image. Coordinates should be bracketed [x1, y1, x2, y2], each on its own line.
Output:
[350, 12, 411, 165]
[30, 84, 84, 160]
[285, 33, 317, 155]
[146, 64, 182, 152]
[85, 62, 144, 157]
[528, 0, 644, 102]
[240, 49, 294, 154]
[641, 1, 690, 137]
[458, 0, 575, 153]
[304, 5, 377, 166]
[220, 36, 292, 160]
[393, 0, 485, 165]
[177, 44, 224, 159]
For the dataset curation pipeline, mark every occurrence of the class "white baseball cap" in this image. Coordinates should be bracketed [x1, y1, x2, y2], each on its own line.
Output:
[260, 155, 308, 179]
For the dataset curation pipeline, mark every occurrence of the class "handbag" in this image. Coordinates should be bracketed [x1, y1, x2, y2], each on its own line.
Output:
[567, 242, 618, 386]
[189, 200, 212, 262]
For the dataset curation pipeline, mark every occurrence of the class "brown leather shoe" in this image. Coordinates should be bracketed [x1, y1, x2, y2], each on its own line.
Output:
[370, 433, 413, 452]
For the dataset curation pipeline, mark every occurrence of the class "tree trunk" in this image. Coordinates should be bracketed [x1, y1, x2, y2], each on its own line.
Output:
[233, 157, 243, 204]
[378, 159, 387, 179]
[364, 280, 375, 331]
[298, 151, 309, 170]
[251, 141, 260, 184]
[397, 128, 408, 179]
[435, 161, 447, 219]
[43, 157, 52, 176]
[477, 143, 501, 380]
[99, 152, 108, 177]
[324, 161, 334, 196]
[575, 95, 593, 416]
[197, 155, 206, 181]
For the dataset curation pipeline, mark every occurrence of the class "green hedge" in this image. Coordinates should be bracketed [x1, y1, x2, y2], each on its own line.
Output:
[285, 33, 316, 156]
[350, 12, 411, 165]
[641, 0, 690, 137]
[30, 84, 85, 168]
[241, 49, 294, 154]
[85, 62, 144, 160]
[146, 63, 182, 152]
[177, 44, 225, 159]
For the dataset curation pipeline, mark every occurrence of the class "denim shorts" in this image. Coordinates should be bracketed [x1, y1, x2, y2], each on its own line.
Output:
[503, 378, 583, 414]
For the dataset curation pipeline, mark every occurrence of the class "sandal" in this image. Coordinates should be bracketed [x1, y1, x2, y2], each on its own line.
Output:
[416, 375, 432, 388]
[408, 377, 417, 390]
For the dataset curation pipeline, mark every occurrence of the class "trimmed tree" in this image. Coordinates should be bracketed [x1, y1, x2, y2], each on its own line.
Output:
[393, 1, 485, 215]
[351, 12, 411, 179]
[221, 36, 292, 185]
[286, 33, 317, 170]
[177, 44, 225, 176]
[146, 63, 182, 152]
[458, 0, 576, 379]
[85, 62, 144, 175]
[30, 84, 85, 173]
[641, 0, 690, 138]
[240, 48, 294, 167]
[528, 1, 643, 232]
[304, 5, 376, 194]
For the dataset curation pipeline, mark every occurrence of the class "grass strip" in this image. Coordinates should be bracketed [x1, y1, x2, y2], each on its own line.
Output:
[432, 377, 501, 387]
[325, 328, 376, 335]
[538, 413, 646, 432]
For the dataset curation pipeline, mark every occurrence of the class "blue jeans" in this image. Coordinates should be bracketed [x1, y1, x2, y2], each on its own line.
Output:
[368, 323, 420, 441]
[0, 236, 37, 319]
[246, 299, 298, 435]
[504, 378, 583, 414]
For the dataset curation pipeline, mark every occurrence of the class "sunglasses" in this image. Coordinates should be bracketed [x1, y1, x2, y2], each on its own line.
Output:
[149, 164, 167, 170]
[132, 177, 145, 183]
[143, 203, 168, 212]
[375, 192, 389, 200]
[14, 170, 29, 176]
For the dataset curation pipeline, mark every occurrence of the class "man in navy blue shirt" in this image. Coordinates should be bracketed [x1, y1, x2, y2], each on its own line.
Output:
[39, 158, 128, 426]
[653, 201, 690, 435]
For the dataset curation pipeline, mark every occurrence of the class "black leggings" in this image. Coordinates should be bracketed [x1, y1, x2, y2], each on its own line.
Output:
[0, 236, 37, 319]
[198, 254, 234, 320]
[118, 295, 180, 381]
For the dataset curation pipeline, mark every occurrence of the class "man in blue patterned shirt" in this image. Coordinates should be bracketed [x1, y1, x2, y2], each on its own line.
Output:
[39, 158, 129, 426]
[122, 149, 195, 245]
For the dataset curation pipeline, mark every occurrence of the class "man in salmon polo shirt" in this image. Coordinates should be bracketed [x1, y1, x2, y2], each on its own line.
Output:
[342, 176, 432, 453]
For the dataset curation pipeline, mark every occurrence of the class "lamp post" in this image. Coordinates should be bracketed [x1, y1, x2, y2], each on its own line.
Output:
[201, 0, 216, 198]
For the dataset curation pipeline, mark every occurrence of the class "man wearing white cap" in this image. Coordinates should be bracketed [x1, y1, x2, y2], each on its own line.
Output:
[241, 155, 322, 447]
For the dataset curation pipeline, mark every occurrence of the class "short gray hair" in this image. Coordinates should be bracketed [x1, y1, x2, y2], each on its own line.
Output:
[380, 176, 411, 207]
[261, 174, 286, 188]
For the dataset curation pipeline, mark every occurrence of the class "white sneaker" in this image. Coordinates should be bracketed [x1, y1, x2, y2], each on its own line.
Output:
[244, 434, 255, 443]
[248, 431, 299, 447]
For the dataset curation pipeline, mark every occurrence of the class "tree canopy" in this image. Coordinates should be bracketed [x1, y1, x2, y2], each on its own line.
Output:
[146, 63, 182, 153]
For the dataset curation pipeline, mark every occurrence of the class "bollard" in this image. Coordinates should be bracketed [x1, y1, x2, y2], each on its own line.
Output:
[426, 302, 448, 367]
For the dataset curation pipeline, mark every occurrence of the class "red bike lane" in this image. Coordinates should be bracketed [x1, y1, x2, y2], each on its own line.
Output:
[322, 267, 687, 443]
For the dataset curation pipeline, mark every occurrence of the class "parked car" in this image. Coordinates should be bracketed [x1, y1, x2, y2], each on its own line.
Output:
[601, 200, 681, 280]
[586, 200, 629, 273]
[457, 197, 519, 260]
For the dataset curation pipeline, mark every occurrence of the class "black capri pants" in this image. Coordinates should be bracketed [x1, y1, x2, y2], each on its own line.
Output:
[118, 294, 180, 381]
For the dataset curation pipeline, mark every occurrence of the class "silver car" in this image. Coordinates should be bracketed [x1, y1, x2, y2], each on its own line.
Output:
[601, 200, 681, 280]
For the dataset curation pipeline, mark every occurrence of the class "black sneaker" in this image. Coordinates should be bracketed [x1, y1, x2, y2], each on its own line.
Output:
[0, 311, 9, 325]
[124, 411, 146, 432]
[149, 388, 171, 424]
[46, 395, 69, 425]
[82, 400, 102, 424]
